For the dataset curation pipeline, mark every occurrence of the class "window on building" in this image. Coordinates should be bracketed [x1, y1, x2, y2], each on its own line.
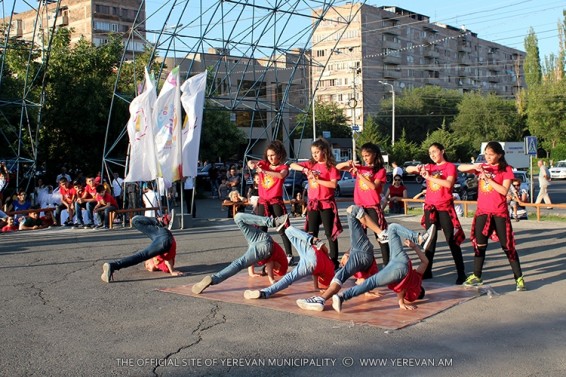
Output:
[235, 110, 268, 128]
[238, 80, 266, 98]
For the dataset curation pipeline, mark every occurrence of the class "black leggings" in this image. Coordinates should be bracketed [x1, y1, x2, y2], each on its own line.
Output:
[306, 208, 339, 266]
[257, 203, 293, 257]
[423, 209, 466, 280]
[473, 214, 522, 279]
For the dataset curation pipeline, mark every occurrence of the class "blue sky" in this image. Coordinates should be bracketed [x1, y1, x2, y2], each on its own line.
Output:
[11, 0, 564, 59]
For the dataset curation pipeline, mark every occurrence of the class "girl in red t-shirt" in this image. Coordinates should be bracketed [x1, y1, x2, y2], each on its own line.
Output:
[337, 142, 390, 266]
[289, 138, 342, 268]
[458, 141, 526, 291]
[406, 143, 466, 284]
[247, 140, 295, 263]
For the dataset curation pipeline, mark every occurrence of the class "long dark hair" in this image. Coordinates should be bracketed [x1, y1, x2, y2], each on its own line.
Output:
[484, 141, 509, 170]
[429, 142, 448, 162]
[310, 138, 336, 168]
[360, 142, 384, 174]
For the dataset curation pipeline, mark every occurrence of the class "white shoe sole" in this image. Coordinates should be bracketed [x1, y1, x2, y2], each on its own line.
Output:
[244, 290, 262, 299]
[296, 299, 324, 312]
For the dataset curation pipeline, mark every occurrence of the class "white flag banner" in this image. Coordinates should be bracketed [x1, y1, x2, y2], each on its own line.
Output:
[154, 66, 182, 183]
[180, 71, 207, 178]
[124, 68, 158, 182]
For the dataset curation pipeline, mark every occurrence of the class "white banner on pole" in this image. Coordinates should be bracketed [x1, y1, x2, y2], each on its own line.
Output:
[124, 68, 158, 182]
[180, 71, 207, 178]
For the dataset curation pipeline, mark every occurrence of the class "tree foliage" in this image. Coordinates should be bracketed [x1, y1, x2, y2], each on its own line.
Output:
[294, 101, 351, 139]
[389, 129, 421, 164]
[420, 121, 474, 163]
[376, 86, 462, 146]
[356, 114, 390, 155]
[523, 28, 542, 88]
[199, 106, 246, 162]
[451, 92, 525, 150]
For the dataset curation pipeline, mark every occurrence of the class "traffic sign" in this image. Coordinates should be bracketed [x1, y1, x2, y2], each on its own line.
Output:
[524, 136, 537, 156]
[352, 124, 359, 132]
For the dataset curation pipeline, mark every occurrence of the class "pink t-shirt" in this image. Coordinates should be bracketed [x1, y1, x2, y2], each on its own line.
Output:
[299, 161, 340, 203]
[476, 164, 514, 215]
[257, 161, 286, 199]
[354, 166, 386, 206]
[312, 245, 335, 287]
[424, 162, 457, 211]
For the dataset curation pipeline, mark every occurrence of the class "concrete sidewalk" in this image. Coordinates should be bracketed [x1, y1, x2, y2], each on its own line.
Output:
[1, 201, 566, 376]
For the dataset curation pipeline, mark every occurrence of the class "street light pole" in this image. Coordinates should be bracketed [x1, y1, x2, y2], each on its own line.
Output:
[378, 81, 395, 146]
[349, 67, 360, 163]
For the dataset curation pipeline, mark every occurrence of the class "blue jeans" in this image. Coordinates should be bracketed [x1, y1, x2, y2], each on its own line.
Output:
[262, 226, 317, 298]
[332, 205, 374, 286]
[74, 202, 92, 225]
[95, 205, 117, 227]
[110, 216, 172, 271]
[211, 213, 275, 285]
[341, 223, 415, 301]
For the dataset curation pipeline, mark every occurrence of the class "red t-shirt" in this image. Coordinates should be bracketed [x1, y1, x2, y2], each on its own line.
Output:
[76, 188, 93, 200]
[257, 241, 289, 277]
[312, 245, 335, 287]
[476, 164, 514, 215]
[353, 258, 378, 280]
[85, 184, 98, 197]
[257, 161, 287, 199]
[96, 192, 119, 208]
[152, 238, 177, 272]
[1, 225, 18, 233]
[353, 166, 386, 206]
[424, 162, 457, 211]
[299, 161, 340, 204]
[387, 261, 423, 302]
[59, 186, 77, 205]
[388, 184, 406, 207]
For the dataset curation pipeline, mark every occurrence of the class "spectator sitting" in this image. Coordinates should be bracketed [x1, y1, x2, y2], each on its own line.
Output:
[383, 174, 407, 214]
[19, 209, 48, 231]
[2, 216, 18, 233]
[41, 211, 55, 227]
[227, 190, 246, 218]
[507, 179, 529, 221]
[291, 191, 306, 217]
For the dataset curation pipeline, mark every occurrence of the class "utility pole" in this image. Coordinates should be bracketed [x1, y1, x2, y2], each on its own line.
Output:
[378, 81, 395, 146]
[349, 67, 361, 162]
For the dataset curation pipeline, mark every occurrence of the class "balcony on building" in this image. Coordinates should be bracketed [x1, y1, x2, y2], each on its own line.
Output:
[424, 46, 439, 58]
[382, 39, 401, 50]
[383, 69, 401, 79]
[383, 54, 401, 65]
[458, 41, 472, 53]
[56, 14, 69, 26]
[458, 54, 472, 66]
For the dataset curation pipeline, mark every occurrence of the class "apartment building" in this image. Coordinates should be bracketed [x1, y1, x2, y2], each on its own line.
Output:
[4, 0, 145, 53]
[311, 3, 526, 129]
[161, 48, 311, 156]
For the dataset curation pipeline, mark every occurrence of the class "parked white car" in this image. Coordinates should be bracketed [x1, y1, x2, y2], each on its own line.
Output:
[550, 160, 566, 180]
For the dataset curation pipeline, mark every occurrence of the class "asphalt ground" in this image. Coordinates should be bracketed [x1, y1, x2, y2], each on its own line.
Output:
[2, 198, 566, 377]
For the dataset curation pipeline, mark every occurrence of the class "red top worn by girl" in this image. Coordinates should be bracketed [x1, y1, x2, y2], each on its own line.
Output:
[151, 238, 177, 273]
[257, 161, 286, 200]
[423, 162, 457, 211]
[256, 241, 289, 277]
[476, 164, 514, 216]
[353, 166, 386, 207]
[299, 161, 340, 206]
[312, 245, 336, 287]
[387, 261, 423, 302]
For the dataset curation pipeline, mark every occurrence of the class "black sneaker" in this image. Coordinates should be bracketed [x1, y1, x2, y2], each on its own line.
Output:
[101, 263, 113, 283]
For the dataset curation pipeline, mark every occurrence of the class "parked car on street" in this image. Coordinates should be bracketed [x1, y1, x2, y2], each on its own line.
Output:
[550, 160, 566, 180]
[335, 171, 356, 197]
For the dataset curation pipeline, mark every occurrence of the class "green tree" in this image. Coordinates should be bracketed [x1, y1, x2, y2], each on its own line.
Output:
[523, 28, 542, 88]
[419, 121, 474, 163]
[376, 86, 462, 146]
[526, 79, 566, 152]
[294, 101, 351, 139]
[356, 114, 390, 154]
[40, 29, 124, 173]
[199, 106, 246, 161]
[389, 129, 421, 164]
[451, 92, 525, 150]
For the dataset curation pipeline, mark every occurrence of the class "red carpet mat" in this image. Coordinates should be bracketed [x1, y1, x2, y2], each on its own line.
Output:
[160, 273, 477, 330]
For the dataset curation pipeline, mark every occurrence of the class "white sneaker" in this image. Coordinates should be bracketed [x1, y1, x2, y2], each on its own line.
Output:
[168, 209, 175, 230]
[420, 224, 436, 251]
[377, 230, 389, 243]
[331, 294, 343, 313]
[296, 296, 325, 312]
[274, 214, 289, 232]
